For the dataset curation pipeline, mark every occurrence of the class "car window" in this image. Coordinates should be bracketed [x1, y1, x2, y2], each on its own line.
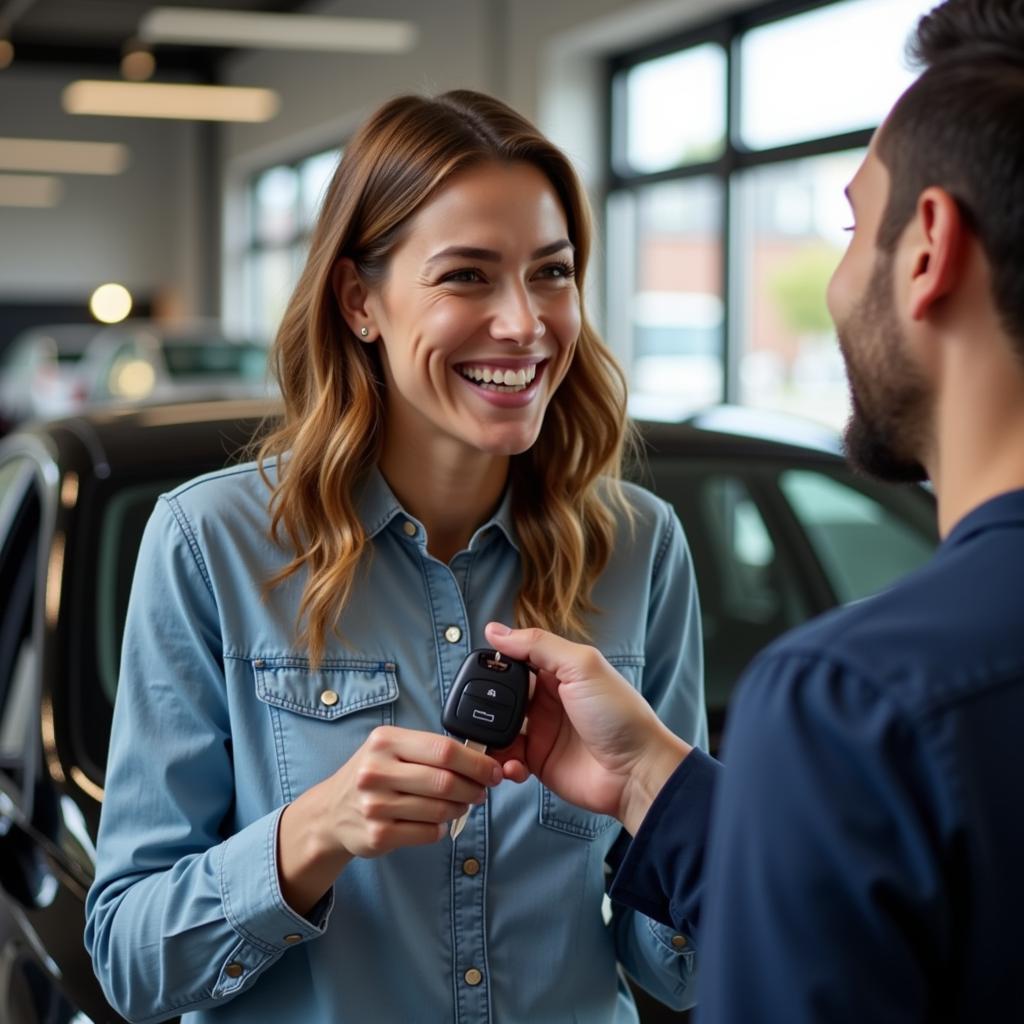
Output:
[162, 342, 268, 381]
[645, 459, 808, 714]
[779, 469, 935, 602]
[0, 458, 30, 514]
[95, 480, 183, 708]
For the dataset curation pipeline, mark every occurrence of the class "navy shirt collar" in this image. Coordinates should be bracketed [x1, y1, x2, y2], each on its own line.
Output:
[943, 487, 1024, 550]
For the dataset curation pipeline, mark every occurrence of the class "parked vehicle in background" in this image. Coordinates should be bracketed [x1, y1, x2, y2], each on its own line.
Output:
[0, 322, 273, 438]
[78, 321, 273, 407]
[0, 401, 937, 1024]
[0, 324, 99, 433]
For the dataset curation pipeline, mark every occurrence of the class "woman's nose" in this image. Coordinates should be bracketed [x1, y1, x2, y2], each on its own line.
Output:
[491, 284, 544, 345]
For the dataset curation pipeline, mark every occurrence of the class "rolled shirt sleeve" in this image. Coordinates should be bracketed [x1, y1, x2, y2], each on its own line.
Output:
[85, 498, 331, 1023]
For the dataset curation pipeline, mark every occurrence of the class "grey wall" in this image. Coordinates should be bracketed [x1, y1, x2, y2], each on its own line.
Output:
[0, 66, 206, 314]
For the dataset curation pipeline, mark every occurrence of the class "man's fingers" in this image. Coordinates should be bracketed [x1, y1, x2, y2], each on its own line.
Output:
[501, 760, 530, 783]
[484, 622, 607, 682]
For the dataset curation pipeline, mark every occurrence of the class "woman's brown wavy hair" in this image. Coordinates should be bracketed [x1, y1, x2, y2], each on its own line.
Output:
[258, 89, 634, 667]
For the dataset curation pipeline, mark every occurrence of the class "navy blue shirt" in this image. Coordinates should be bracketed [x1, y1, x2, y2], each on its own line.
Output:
[610, 488, 1024, 1022]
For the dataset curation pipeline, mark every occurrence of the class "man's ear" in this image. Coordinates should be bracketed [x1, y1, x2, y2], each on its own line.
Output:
[332, 258, 377, 342]
[907, 187, 967, 322]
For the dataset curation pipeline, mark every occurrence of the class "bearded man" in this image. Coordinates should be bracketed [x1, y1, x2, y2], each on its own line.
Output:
[482, 1, 1024, 1020]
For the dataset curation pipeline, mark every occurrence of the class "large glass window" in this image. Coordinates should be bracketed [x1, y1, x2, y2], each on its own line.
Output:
[608, 0, 935, 428]
[242, 146, 341, 339]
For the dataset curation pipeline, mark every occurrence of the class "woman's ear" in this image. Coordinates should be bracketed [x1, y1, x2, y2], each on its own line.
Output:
[332, 258, 377, 342]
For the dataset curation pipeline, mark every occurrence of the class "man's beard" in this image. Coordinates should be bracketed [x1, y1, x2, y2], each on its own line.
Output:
[836, 253, 930, 483]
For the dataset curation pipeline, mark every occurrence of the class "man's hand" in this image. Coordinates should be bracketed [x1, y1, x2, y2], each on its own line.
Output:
[484, 622, 691, 834]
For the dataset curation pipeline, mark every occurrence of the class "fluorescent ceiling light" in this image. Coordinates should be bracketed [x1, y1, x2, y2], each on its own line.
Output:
[0, 137, 129, 174]
[139, 7, 417, 53]
[0, 173, 62, 207]
[63, 80, 280, 123]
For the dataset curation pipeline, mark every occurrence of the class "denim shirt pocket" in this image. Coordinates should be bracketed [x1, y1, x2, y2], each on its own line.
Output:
[253, 657, 399, 802]
[537, 654, 645, 840]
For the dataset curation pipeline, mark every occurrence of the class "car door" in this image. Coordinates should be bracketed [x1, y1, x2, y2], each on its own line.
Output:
[0, 446, 116, 1024]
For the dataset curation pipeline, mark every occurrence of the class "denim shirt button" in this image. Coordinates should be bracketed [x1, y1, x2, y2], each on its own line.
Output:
[319, 690, 340, 707]
[444, 625, 462, 644]
[464, 968, 483, 986]
[671, 935, 688, 949]
[462, 858, 481, 876]
[225, 962, 244, 979]
[402, 520, 417, 537]
[284, 934, 302, 944]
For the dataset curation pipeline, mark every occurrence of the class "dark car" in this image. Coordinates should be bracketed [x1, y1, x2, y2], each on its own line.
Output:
[0, 401, 937, 1024]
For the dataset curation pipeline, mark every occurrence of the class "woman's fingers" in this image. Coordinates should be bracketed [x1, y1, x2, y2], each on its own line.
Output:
[369, 726, 502, 788]
[364, 792, 477, 824]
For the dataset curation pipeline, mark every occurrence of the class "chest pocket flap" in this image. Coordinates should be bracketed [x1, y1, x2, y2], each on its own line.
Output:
[252, 658, 400, 802]
[254, 658, 398, 720]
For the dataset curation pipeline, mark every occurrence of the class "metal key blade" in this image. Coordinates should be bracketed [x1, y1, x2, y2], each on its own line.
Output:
[450, 739, 488, 840]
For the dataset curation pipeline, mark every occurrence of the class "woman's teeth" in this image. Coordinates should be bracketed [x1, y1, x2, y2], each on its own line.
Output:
[458, 364, 538, 392]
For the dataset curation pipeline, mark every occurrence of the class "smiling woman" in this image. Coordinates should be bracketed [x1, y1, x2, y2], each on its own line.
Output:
[84, 90, 708, 1024]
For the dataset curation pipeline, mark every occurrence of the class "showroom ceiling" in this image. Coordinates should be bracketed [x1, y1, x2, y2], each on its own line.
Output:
[2, 0, 310, 75]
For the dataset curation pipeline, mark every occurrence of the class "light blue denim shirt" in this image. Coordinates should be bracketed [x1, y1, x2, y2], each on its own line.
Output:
[85, 462, 706, 1024]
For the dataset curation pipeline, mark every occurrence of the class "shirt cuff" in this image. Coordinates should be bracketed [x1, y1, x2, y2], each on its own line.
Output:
[608, 746, 720, 936]
[218, 806, 334, 953]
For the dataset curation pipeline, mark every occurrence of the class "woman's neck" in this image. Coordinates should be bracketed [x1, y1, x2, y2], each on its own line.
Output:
[378, 438, 510, 563]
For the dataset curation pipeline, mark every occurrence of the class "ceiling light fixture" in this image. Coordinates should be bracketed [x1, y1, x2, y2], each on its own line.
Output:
[62, 80, 280, 123]
[0, 172, 62, 207]
[139, 7, 417, 54]
[0, 137, 129, 174]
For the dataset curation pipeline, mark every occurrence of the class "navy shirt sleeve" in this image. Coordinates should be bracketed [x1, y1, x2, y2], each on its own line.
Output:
[697, 649, 952, 1024]
[608, 747, 721, 937]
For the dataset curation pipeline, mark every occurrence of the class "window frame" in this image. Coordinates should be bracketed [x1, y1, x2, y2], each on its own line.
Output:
[605, 0, 882, 406]
[242, 144, 343, 340]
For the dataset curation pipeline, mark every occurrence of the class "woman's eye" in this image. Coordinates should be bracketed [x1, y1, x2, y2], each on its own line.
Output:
[537, 261, 576, 280]
[842, 224, 856, 233]
[442, 268, 485, 284]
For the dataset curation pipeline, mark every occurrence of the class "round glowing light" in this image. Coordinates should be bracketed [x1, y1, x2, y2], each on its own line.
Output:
[0, 40, 13, 70]
[89, 283, 133, 324]
[109, 358, 156, 399]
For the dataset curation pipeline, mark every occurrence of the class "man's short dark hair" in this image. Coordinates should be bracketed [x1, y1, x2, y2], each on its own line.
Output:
[875, 0, 1024, 348]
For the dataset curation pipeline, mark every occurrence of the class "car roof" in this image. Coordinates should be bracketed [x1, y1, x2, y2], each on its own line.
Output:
[638, 404, 843, 461]
[2, 399, 847, 485]
[89, 320, 265, 348]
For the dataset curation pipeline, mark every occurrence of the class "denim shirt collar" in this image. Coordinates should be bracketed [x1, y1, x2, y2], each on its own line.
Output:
[355, 464, 519, 553]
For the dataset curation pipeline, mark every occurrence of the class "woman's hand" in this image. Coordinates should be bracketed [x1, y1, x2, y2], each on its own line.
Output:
[483, 622, 691, 836]
[278, 726, 501, 915]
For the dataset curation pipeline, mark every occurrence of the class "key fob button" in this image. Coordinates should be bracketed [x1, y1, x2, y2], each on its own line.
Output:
[464, 678, 516, 707]
[456, 694, 513, 732]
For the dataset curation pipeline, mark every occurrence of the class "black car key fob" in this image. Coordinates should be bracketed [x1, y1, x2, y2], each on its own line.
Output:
[442, 648, 530, 750]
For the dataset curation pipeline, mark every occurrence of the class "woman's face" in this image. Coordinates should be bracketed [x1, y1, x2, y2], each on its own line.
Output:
[365, 160, 581, 460]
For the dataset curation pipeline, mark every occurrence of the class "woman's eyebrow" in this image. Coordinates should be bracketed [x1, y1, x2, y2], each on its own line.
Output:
[425, 239, 574, 265]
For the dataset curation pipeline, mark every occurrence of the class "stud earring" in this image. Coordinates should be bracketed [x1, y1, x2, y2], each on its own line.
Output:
[360, 326, 369, 338]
